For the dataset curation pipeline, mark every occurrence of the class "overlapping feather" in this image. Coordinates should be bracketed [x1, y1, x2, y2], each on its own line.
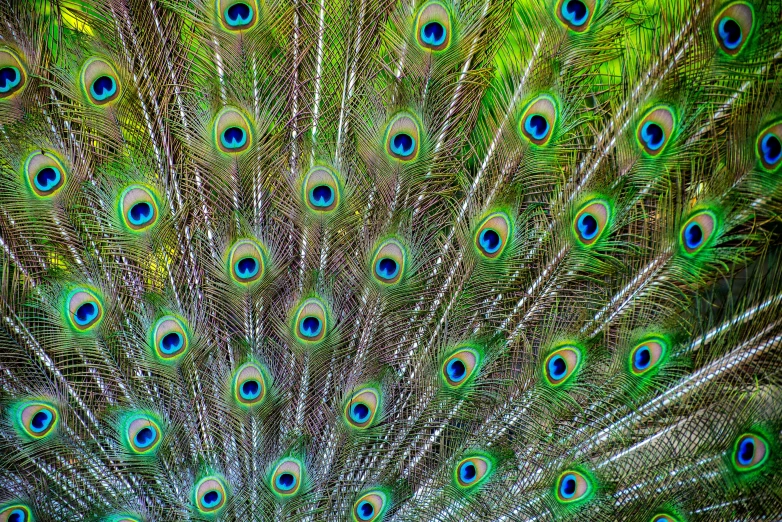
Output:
[0, 0, 781, 520]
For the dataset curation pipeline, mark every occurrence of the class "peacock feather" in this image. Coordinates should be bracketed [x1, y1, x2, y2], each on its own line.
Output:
[0, 0, 781, 520]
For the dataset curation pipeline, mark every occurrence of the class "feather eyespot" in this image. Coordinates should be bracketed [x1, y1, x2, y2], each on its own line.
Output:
[732, 433, 769, 472]
[270, 458, 304, 498]
[713, 2, 753, 56]
[352, 490, 388, 522]
[303, 166, 341, 213]
[65, 288, 104, 332]
[151, 315, 189, 362]
[756, 122, 782, 173]
[629, 337, 667, 376]
[415, 2, 452, 51]
[474, 211, 511, 259]
[636, 106, 675, 156]
[119, 185, 159, 232]
[0, 48, 27, 100]
[24, 151, 67, 198]
[214, 107, 253, 155]
[122, 413, 162, 455]
[80, 58, 121, 106]
[16, 402, 58, 440]
[228, 239, 266, 285]
[344, 387, 380, 430]
[650, 515, 680, 522]
[371, 239, 406, 286]
[293, 298, 329, 344]
[454, 455, 493, 490]
[218, 0, 259, 31]
[544, 345, 582, 387]
[573, 200, 610, 247]
[194, 476, 228, 515]
[384, 113, 420, 161]
[232, 362, 268, 407]
[519, 95, 557, 146]
[555, 470, 592, 504]
[441, 346, 481, 389]
[556, 0, 596, 32]
[679, 210, 717, 255]
[0, 504, 32, 522]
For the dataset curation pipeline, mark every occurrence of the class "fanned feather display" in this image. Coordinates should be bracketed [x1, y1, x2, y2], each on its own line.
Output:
[0, 0, 781, 520]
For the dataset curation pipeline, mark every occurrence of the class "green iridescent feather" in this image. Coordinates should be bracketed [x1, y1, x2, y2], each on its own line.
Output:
[0, 0, 781, 520]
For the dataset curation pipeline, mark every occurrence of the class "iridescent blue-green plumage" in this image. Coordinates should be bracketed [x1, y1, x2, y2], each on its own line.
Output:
[0, 0, 781, 520]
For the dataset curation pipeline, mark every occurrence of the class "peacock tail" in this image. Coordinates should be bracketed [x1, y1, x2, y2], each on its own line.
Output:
[0, 0, 781, 520]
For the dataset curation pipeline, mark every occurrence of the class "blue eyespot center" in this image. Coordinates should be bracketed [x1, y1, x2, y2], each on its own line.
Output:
[300, 316, 322, 337]
[8, 509, 26, 522]
[160, 332, 183, 354]
[202, 490, 222, 507]
[241, 379, 261, 400]
[91, 75, 116, 100]
[226, 2, 253, 26]
[641, 121, 665, 150]
[75, 302, 98, 325]
[525, 114, 549, 140]
[634, 346, 651, 370]
[222, 126, 247, 149]
[35, 167, 61, 191]
[738, 437, 755, 466]
[548, 355, 567, 380]
[684, 222, 703, 249]
[718, 18, 742, 49]
[277, 472, 296, 490]
[310, 185, 334, 207]
[761, 134, 781, 165]
[350, 402, 371, 423]
[577, 213, 598, 240]
[357, 500, 375, 520]
[479, 228, 501, 253]
[447, 359, 467, 382]
[236, 257, 259, 279]
[30, 409, 52, 432]
[421, 21, 446, 46]
[376, 257, 399, 280]
[460, 462, 477, 483]
[560, 474, 576, 498]
[128, 201, 153, 226]
[390, 133, 415, 157]
[562, 0, 588, 26]
[0, 66, 20, 92]
[134, 426, 156, 448]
